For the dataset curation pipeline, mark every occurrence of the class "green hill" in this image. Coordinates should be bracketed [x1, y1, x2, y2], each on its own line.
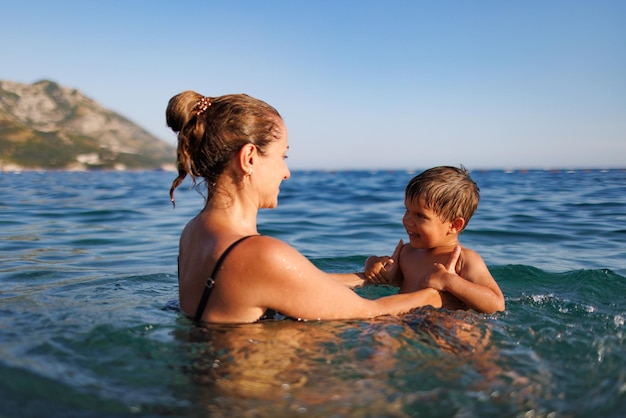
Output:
[0, 79, 175, 171]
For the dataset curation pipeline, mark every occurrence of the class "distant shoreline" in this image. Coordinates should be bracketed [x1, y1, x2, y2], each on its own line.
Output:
[2, 165, 624, 174]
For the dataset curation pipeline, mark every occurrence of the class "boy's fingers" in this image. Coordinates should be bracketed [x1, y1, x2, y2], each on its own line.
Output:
[443, 245, 461, 272]
[391, 239, 404, 261]
[382, 257, 394, 267]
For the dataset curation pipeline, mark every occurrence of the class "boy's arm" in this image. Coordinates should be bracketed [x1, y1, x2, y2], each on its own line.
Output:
[427, 247, 505, 313]
[363, 240, 404, 287]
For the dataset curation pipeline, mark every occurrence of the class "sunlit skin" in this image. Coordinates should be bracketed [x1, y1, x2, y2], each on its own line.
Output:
[365, 196, 505, 313]
[242, 120, 291, 210]
[177, 119, 457, 323]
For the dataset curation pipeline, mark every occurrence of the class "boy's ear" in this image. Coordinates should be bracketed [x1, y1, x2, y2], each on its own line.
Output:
[449, 217, 465, 233]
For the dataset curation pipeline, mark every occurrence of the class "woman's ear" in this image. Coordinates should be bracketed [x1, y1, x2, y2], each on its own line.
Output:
[449, 217, 466, 233]
[238, 143, 257, 174]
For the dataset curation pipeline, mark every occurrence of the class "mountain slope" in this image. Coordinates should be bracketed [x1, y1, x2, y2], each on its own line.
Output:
[0, 80, 175, 170]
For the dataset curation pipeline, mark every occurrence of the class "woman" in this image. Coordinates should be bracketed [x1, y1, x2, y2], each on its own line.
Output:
[167, 91, 457, 324]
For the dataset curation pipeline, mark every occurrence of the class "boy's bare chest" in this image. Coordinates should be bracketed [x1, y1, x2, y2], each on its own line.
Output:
[399, 251, 458, 293]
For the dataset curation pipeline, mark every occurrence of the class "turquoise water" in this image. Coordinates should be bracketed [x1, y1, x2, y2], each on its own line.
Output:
[1, 169, 625, 417]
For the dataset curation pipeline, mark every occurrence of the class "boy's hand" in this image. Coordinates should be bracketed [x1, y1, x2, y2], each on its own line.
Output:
[364, 240, 403, 284]
[426, 245, 461, 291]
[364, 256, 393, 283]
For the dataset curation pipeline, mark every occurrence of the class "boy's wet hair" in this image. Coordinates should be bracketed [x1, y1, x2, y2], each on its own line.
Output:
[405, 165, 479, 230]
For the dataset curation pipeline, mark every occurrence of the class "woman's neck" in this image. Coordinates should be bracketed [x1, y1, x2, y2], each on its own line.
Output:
[202, 191, 259, 236]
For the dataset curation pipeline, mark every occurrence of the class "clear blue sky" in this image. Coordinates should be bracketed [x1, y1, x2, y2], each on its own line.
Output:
[2, 0, 624, 170]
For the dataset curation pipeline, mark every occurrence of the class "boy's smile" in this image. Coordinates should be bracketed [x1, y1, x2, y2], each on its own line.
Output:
[402, 196, 458, 249]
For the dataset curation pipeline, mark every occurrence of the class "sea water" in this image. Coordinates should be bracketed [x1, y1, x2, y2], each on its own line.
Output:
[0, 169, 625, 417]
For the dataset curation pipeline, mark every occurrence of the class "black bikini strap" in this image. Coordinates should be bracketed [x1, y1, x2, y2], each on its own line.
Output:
[193, 235, 254, 322]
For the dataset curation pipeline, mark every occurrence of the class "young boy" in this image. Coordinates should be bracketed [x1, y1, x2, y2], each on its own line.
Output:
[364, 166, 505, 313]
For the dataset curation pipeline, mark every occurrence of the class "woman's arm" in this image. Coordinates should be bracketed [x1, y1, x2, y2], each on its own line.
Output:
[328, 272, 368, 287]
[213, 236, 444, 323]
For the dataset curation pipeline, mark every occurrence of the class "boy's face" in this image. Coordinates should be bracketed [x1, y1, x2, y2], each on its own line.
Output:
[402, 196, 457, 249]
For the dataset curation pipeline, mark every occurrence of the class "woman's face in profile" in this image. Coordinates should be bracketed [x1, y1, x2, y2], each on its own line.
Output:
[255, 120, 291, 209]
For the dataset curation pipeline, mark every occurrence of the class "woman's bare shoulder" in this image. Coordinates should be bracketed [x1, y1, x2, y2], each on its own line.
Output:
[235, 235, 312, 271]
[246, 235, 295, 254]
